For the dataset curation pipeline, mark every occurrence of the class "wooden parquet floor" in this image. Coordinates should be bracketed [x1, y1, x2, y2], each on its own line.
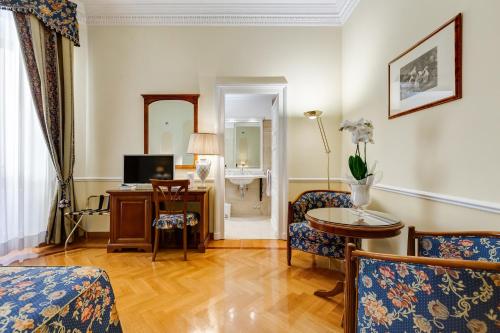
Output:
[20, 245, 345, 333]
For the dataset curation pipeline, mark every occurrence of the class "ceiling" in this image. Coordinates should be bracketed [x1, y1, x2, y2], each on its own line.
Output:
[76, 0, 359, 26]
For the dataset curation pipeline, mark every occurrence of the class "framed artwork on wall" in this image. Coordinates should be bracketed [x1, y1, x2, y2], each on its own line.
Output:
[388, 13, 462, 119]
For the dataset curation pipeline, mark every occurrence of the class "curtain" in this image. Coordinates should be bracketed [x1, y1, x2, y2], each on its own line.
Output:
[13, 12, 76, 245]
[0, 10, 56, 261]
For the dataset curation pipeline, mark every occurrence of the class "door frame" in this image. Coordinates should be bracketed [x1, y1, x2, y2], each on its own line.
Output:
[214, 78, 288, 240]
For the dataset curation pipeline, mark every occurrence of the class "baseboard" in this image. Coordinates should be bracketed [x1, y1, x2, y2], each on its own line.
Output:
[87, 232, 110, 239]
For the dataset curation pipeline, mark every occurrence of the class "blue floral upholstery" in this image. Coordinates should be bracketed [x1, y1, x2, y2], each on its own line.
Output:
[289, 191, 351, 257]
[418, 235, 500, 262]
[153, 212, 199, 230]
[356, 257, 500, 333]
[291, 191, 352, 223]
[0, 266, 122, 332]
[289, 222, 346, 258]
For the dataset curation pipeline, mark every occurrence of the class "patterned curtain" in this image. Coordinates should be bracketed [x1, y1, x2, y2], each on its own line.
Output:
[0, 0, 79, 46]
[0, 0, 79, 244]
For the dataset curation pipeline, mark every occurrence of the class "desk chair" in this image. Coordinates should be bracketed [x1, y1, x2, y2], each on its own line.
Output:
[151, 179, 199, 261]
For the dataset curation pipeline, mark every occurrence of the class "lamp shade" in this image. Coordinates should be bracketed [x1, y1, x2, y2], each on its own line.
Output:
[187, 133, 219, 155]
[304, 110, 323, 119]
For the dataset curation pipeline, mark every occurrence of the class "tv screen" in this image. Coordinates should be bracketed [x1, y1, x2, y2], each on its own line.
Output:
[123, 155, 174, 184]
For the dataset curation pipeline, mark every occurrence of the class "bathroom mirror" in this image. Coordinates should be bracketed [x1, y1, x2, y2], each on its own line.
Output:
[225, 120, 263, 170]
[143, 94, 199, 169]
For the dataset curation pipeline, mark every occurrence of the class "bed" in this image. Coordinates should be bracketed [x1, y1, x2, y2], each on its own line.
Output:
[0, 266, 122, 332]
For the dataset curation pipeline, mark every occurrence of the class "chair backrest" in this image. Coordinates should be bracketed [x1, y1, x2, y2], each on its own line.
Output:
[344, 244, 500, 333]
[289, 190, 351, 223]
[150, 179, 189, 219]
[408, 226, 500, 262]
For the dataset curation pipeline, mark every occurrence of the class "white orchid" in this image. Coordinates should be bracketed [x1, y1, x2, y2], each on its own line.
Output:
[339, 118, 374, 144]
[340, 118, 379, 184]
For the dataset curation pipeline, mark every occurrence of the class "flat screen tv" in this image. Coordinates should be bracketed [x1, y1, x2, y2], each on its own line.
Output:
[123, 155, 174, 184]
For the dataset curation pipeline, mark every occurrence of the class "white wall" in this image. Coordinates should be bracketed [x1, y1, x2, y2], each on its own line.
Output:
[225, 94, 273, 120]
[75, 1, 500, 238]
[79, 26, 342, 179]
[342, 0, 500, 255]
[74, 26, 343, 231]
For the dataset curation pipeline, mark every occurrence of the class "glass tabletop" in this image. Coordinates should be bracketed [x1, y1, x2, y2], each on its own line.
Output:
[306, 208, 401, 227]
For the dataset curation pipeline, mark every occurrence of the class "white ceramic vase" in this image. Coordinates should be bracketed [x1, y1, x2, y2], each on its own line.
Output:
[349, 184, 371, 209]
[196, 158, 211, 188]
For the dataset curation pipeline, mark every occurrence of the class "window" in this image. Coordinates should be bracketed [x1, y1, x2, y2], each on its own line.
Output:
[0, 10, 56, 264]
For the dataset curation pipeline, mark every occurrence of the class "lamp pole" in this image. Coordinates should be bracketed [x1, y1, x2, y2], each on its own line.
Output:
[316, 116, 331, 190]
[304, 111, 331, 190]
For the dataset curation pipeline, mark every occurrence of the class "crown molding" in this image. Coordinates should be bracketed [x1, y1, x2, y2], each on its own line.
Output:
[86, 15, 342, 26]
[338, 0, 359, 24]
[80, 1, 359, 27]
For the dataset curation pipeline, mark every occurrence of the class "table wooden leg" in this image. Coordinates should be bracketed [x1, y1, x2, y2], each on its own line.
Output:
[313, 280, 344, 298]
[314, 237, 358, 299]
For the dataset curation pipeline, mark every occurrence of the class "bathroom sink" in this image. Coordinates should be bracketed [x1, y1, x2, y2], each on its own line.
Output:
[225, 174, 265, 186]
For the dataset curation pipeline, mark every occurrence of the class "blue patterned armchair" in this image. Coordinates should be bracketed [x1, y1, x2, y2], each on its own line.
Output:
[287, 190, 352, 265]
[344, 244, 500, 333]
[408, 226, 500, 262]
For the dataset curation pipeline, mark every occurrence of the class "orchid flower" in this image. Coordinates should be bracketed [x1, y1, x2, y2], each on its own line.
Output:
[339, 118, 376, 183]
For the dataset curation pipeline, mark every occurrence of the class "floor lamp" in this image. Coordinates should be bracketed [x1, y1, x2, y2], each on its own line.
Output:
[304, 110, 331, 190]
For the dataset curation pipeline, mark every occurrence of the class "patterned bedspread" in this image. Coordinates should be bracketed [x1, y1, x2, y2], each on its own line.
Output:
[0, 266, 122, 333]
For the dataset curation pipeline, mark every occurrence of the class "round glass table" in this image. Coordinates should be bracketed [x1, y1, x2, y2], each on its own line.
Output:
[305, 208, 404, 298]
[306, 208, 404, 239]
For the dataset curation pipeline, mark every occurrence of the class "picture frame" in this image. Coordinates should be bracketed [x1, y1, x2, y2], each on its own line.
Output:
[388, 13, 462, 119]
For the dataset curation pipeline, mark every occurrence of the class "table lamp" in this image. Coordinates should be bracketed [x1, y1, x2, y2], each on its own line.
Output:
[304, 110, 331, 190]
[187, 133, 219, 188]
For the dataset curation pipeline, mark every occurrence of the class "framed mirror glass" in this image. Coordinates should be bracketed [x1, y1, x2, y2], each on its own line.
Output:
[224, 120, 262, 170]
[143, 94, 199, 169]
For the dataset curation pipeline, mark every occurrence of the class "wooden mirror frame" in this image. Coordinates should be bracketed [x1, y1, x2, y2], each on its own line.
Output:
[143, 94, 199, 169]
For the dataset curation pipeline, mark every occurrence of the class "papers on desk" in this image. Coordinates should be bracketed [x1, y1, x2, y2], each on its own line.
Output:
[119, 184, 136, 190]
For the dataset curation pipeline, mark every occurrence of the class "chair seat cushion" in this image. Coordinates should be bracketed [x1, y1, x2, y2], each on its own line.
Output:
[289, 222, 345, 258]
[153, 212, 199, 229]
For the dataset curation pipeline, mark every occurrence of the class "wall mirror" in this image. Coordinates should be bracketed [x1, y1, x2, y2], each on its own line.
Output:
[143, 94, 199, 169]
[224, 120, 263, 170]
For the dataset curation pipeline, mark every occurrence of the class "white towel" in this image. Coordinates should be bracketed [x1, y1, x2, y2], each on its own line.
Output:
[265, 169, 272, 197]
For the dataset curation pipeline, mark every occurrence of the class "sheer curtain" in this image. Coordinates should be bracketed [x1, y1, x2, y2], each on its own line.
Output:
[0, 10, 56, 264]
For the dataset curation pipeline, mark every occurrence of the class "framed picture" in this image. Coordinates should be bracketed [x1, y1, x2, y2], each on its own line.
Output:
[388, 13, 462, 119]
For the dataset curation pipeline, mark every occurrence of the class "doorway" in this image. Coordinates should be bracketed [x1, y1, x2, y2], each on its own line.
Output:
[214, 78, 288, 240]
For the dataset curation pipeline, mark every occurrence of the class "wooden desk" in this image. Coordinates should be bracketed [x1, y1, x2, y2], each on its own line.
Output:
[106, 187, 211, 253]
